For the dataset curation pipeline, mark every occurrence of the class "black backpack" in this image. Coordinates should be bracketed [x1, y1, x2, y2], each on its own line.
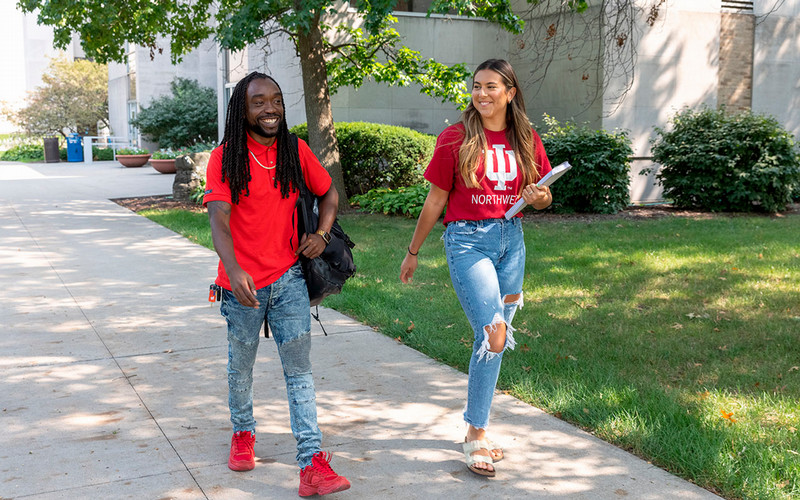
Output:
[292, 135, 356, 310]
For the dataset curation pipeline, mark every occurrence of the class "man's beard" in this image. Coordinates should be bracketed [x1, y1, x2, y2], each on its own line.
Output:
[247, 121, 279, 138]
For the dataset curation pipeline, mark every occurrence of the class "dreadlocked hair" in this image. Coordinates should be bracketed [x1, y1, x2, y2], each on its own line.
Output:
[220, 72, 303, 204]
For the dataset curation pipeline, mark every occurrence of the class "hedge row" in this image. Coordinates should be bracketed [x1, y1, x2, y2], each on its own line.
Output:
[4, 111, 796, 215]
[350, 116, 634, 216]
[291, 121, 435, 197]
[351, 110, 799, 216]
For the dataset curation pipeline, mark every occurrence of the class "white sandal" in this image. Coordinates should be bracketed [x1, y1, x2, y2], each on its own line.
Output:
[487, 440, 504, 462]
[464, 437, 504, 462]
[463, 439, 496, 477]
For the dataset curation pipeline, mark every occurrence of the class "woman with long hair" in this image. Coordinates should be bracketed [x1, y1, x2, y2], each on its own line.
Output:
[400, 59, 553, 477]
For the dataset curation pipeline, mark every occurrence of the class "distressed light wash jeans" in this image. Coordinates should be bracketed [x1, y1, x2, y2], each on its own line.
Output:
[220, 262, 321, 469]
[444, 218, 525, 430]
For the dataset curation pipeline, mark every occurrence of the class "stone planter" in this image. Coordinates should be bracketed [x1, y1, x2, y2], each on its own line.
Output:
[150, 158, 177, 174]
[173, 152, 210, 202]
[117, 154, 151, 168]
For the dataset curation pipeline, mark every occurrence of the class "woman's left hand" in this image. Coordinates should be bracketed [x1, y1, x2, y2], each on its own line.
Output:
[521, 183, 552, 210]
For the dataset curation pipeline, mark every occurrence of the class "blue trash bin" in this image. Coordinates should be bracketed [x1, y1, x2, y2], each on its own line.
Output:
[66, 134, 84, 162]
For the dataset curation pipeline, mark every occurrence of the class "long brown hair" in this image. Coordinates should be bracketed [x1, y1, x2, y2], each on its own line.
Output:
[457, 59, 540, 191]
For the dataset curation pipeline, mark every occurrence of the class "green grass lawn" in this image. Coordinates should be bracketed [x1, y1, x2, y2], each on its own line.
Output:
[141, 207, 799, 500]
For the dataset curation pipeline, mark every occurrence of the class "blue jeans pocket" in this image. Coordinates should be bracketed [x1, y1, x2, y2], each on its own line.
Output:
[447, 220, 480, 236]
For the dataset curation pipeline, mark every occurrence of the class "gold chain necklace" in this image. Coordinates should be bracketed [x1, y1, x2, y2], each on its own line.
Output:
[249, 150, 275, 170]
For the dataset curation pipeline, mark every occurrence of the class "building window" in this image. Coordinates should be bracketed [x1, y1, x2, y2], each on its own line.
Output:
[124, 43, 139, 143]
[346, 1, 429, 13]
[223, 49, 248, 120]
[226, 49, 248, 83]
[394, 0, 432, 13]
[127, 101, 139, 144]
[126, 45, 137, 101]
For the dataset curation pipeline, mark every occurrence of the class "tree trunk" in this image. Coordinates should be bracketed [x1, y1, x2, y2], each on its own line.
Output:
[295, 11, 349, 212]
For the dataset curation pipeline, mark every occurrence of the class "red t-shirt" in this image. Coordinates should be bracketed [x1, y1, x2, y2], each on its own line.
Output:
[203, 133, 332, 290]
[424, 123, 552, 225]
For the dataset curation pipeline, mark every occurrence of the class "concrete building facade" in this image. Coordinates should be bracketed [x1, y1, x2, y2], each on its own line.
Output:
[513, 0, 799, 202]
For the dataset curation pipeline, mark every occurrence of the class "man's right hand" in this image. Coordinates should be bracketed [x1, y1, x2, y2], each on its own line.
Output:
[207, 201, 260, 308]
[228, 268, 260, 308]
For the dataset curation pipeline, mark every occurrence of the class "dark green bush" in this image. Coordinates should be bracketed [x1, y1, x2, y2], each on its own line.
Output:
[131, 78, 217, 149]
[291, 122, 435, 196]
[649, 107, 800, 213]
[92, 147, 114, 161]
[59, 147, 67, 160]
[541, 115, 633, 214]
[0, 143, 45, 162]
[351, 184, 430, 217]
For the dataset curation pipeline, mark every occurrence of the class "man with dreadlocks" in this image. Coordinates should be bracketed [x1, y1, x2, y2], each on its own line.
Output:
[203, 72, 350, 496]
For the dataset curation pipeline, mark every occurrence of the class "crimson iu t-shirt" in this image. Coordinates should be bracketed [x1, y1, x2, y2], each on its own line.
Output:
[203, 133, 332, 290]
[424, 123, 552, 225]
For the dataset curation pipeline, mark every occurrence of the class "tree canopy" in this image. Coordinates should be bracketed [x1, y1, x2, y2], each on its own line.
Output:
[18, 0, 554, 105]
[5, 55, 108, 138]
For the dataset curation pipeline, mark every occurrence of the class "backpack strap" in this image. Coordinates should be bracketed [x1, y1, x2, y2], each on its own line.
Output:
[292, 134, 328, 336]
[311, 305, 328, 336]
[292, 133, 315, 237]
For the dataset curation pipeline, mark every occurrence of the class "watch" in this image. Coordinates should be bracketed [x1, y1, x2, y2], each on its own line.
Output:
[316, 229, 331, 245]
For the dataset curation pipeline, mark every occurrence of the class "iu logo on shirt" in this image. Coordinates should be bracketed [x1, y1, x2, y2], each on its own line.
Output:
[485, 144, 518, 191]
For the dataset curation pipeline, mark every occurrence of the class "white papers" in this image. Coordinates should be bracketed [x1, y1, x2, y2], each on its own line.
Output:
[504, 161, 572, 219]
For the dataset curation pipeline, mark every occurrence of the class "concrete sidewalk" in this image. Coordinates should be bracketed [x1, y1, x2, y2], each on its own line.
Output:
[0, 161, 720, 499]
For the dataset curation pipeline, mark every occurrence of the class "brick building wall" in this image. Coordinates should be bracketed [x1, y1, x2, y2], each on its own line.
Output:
[718, 4, 755, 112]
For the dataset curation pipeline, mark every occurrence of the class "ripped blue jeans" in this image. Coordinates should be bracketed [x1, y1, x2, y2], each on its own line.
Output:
[220, 262, 321, 469]
[444, 218, 525, 430]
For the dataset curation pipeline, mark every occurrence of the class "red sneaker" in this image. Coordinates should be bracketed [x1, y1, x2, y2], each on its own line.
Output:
[228, 431, 255, 471]
[298, 451, 351, 496]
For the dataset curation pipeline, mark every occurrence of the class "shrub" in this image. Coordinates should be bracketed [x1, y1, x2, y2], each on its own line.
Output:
[541, 114, 633, 214]
[92, 147, 114, 161]
[0, 143, 45, 162]
[649, 107, 800, 212]
[351, 184, 430, 217]
[291, 122, 435, 196]
[131, 78, 217, 149]
[190, 177, 206, 205]
[59, 147, 67, 160]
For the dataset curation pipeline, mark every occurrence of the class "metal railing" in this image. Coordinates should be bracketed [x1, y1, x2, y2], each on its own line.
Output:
[82, 136, 130, 164]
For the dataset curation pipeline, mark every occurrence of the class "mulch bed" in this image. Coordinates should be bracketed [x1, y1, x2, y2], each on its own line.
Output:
[112, 195, 206, 213]
[112, 194, 799, 222]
